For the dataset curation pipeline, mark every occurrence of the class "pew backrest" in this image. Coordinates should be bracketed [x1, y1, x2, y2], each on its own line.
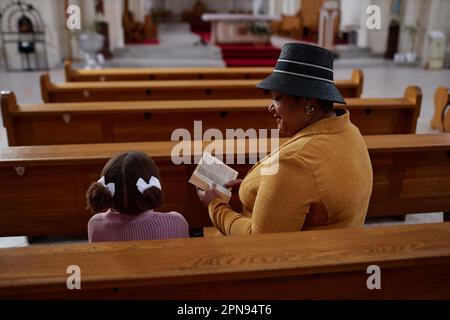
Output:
[41, 70, 364, 103]
[64, 60, 273, 81]
[430, 87, 450, 132]
[1, 86, 421, 146]
[64, 61, 364, 99]
[0, 222, 450, 299]
[0, 133, 449, 238]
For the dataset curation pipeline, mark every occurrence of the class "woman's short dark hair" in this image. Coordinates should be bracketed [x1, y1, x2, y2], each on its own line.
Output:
[318, 99, 334, 113]
[86, 152, 164, 215]
[293, 96, 334, 113]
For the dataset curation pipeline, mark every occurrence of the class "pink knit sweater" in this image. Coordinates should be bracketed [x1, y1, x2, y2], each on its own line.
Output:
[88, 209, 189, 242]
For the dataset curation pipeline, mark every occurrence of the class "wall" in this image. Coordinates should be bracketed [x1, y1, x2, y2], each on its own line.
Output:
[68, 0, 124, 60]
[395, 0, 450, 63]
[340, 0, 363, 29]
[104, 0, 125, 53]
[436, 0, 450, 64]
[356, 0, 370, 47]
[0, 0, 126, 68]
[253, 0, 269, 14]
[0, 0, 66, 69]
[366, 0, 392, 54]
[345, 0, 450, 61]
[397, 0, 424, 55]
[420, 0, 450, 64]
[282, 0, 300, 15]
[128, 0, 147, 21]
[140, 0, 255, 16]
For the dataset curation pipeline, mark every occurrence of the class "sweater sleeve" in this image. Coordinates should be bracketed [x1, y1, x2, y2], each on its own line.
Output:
[208, 198, 248, 235]
[87, 214, 103, 243]
[208, 156, 317, 235]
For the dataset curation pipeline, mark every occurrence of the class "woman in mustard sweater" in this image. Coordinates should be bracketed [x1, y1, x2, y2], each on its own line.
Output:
[197, 43, 373, 236]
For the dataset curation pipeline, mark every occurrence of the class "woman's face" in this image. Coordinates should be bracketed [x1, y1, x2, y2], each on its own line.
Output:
[268, 91, 309, 136]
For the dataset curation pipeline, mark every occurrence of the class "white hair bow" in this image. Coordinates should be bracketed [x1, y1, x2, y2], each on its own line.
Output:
[97, 176, 115, 197]
[136, 176, 161, 194]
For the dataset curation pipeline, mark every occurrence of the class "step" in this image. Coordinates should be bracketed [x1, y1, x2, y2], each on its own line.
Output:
[224, 58, 277, 67]
[221, 52, 280, 59]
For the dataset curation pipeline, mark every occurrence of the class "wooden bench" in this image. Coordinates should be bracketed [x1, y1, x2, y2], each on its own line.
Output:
[2, 86, 420, 146]
[41, 70, 363, 103]
[0, 134, 449, 238]
[430, 87, 450, 132]
[64, 61, 364, 92]
[64, 61, 274, 81]
[0, 222, 450, 299]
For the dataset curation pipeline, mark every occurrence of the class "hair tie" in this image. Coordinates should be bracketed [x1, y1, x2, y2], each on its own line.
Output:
[97, 176, 115, 197]
[136, 176, 161, 194]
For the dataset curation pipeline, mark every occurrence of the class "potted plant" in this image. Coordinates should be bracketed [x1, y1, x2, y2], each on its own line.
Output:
[248, 21, 270, 43]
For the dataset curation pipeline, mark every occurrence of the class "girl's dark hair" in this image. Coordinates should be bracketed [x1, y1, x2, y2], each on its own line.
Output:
[86, 152, 164, 215]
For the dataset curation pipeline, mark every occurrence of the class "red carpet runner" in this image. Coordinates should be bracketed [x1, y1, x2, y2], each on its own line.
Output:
[193, 31, 281, 67]
[219, 43, 280, 67]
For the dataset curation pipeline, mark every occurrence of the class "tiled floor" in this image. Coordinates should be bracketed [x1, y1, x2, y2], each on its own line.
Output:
[0, 236, 29, 248]
[111, 23, 224, 68]
[0, 25, 449, 247]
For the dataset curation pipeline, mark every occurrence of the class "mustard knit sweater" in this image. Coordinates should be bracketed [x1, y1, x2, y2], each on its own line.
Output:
[208, 109, 373, 235]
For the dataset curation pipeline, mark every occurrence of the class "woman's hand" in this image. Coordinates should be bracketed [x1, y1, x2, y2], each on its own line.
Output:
[225, 179, 243, 193]
[197, 183, 221, 206]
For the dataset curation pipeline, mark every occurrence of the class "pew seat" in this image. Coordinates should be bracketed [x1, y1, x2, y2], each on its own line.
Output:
[0, 134, 449, 238]
[0, 222, 450, 299]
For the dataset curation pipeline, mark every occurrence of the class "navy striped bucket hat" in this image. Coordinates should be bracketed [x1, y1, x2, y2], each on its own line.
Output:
[256, 43, 345, 104]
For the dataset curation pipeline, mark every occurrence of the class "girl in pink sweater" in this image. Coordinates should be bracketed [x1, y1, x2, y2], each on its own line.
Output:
[86, 152, 189, 242]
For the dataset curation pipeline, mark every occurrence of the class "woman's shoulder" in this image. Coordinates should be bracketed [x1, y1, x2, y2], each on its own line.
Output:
[278, 135, 316, 161]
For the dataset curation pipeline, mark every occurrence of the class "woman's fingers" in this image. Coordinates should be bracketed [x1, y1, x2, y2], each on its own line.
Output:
[225, 179, 242, 188]
[197, 183, 220, 206]
[196, 187, 204, 195]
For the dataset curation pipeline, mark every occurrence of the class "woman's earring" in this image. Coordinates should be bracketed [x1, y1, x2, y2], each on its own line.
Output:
[305, 105, 315, 115]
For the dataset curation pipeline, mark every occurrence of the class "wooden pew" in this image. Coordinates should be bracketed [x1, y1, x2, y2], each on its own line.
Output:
[64, 60, 274, 81]
[430, 87, 449, 132]
[64, 61, 364, 97]
[1, 86, 421, 146]
[1, 222, 450, 299]
[41, 70, 363, 103]
[0, 134, 449, 238]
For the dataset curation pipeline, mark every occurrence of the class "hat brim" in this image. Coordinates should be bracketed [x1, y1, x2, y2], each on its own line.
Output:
[256, 72, 346, 104]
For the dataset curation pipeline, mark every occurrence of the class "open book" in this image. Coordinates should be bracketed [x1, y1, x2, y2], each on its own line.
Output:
[189, 151, 238, 201]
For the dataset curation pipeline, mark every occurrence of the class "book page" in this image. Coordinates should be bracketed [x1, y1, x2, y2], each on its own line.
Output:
[189, 151, 238, 200]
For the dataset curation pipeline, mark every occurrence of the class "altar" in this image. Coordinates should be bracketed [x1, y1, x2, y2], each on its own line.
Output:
[202, 13, 281, 44]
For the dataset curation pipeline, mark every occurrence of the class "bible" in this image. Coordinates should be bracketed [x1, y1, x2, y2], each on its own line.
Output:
[189, 151, 238, 201]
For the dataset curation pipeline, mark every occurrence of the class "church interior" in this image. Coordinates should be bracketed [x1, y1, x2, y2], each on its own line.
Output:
[0, 0, 449, 300]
